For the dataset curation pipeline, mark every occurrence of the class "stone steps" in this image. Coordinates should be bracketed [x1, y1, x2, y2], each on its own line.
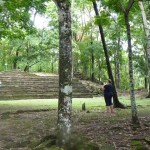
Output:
[0, 88, 90, 93]
[0, 71, 93, 99]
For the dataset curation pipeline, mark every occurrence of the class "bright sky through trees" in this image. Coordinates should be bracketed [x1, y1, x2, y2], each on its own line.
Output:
[31, 13, 49, 29]
[0, 0, 4, 5]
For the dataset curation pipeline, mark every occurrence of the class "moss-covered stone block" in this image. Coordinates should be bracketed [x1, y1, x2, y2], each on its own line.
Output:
[131, 139, 149, 150]
[135, 146, 149, 150]
[100, 145, 115, 150]
[33, 135, 56, 150]
[144, 137, 150, 144]
[1, 112, 10, 119]
[131, 140, 142, 146]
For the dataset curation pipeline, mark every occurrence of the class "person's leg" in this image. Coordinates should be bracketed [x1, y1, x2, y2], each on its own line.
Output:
[104, 95, 111, 113]
[109, 95, 115, 113]
[107, 94, 115, 113]
[106, 106, 111, 113]
[110, 105, 115, 113]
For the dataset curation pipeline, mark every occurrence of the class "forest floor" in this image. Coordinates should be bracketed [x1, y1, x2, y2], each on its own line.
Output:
[0, 92, 150, 150]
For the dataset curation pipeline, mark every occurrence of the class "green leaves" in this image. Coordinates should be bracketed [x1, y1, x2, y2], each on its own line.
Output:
[87, 0, 96, 2]
[94, 11, 110, 26]
[101, 0, 122, 13]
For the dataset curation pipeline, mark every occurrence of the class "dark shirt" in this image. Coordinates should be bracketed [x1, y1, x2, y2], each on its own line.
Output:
[104, 83, 113, 95]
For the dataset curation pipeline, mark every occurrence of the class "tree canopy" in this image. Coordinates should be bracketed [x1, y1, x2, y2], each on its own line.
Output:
[0, 0, 149, 91]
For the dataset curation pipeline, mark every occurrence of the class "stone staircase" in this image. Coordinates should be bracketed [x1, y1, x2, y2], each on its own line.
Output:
[0, 70, 93, 100]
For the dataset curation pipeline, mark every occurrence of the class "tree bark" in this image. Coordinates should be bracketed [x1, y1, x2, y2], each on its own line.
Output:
[53, 0, 72, 148]
[13, 49, 19, 69]
[24, 42, 30, 72]
[115, 30, 121, 89]
[91, 33, 94, 81]
[98, 59, 101, 82]
[146, 35, 150, 98]
[92, 1, 125, 108]
[138, 1, 150, 98]
[124, 13, 139, 125]
[120, 0, 140, 125]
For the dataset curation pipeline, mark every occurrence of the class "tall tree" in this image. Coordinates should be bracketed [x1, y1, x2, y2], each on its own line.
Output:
[138, 1, 150, 98]
[120, 0, 140, 125]
[53, 0, 72, 148]
[90, 23, 95, 81]
[115, 26, 121, 89]
[92, 1, 125, 108]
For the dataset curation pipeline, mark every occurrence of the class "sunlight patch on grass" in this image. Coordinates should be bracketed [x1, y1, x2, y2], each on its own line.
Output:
[0, 96, 149, 110]
[118, 96, 149, 107]
[72, 97, 105, 109]
[0, 99, 58, 110]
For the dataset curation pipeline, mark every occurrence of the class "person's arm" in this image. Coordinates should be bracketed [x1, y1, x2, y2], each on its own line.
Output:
[100, 86, 105, 91]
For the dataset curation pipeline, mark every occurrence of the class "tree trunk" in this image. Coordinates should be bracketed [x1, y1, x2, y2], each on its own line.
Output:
[24, 43, 29, 72]
[92, 1, 125, 108]
[13, 49, 19, 69]
[51, 55, 54, 73]
[146, 35, 150, 97]
[125, 13, 139, 124]
[53, 0, 72, 148]
[120, 0, 140, 125]
[98, 59, 101, 82]
[139, 1, 150, 98]
[124, 13, 140, 125]
[115, 31, 121, 89]
[24, 63, 29, 72]
[91, 40, 94, 81]
[145, 77, 147, 89]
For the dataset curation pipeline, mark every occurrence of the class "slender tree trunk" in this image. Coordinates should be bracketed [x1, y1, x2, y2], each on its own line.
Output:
[24, 42, 30, 72]
[13, 49, 19, 69]
[24, 63, 29, 72]
[51, 62, 54, 73]
[91, 35, 94, 81]
[92, 1, 124, 108]
[124, 13, 139, 125]
[139, 1, 150, 98]
[145, 77, 147, 89]
[115, 31, 121, 89]
[53, 0, 72, 148]
[91, 44, 94, 81]
[98, 59, 101, 82]
[120, 0, 140, 125]
[90, 21, 95, 81]
[147, 35, 150, 97]
[51, 55, 54, 73]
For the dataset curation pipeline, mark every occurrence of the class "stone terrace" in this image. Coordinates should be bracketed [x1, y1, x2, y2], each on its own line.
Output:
[0, 70, 93, 99]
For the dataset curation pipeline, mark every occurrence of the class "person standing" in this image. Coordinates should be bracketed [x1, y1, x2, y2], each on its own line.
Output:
[101, 79, 115, 114]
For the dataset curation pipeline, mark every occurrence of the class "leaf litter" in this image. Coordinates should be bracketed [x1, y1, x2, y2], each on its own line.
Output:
[0, 104, 149, 150]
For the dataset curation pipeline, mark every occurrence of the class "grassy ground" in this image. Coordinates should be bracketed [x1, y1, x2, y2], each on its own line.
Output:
[0, 96, 149, 150]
